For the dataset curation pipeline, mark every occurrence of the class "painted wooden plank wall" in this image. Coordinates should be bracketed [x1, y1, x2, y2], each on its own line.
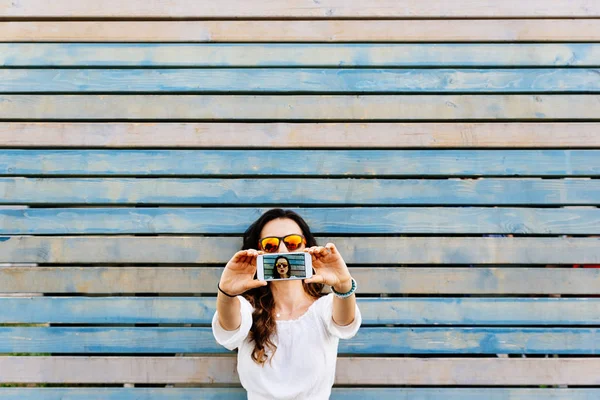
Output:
[3, 357, 600, 385]
[3, 207, 600, 235]
[2, 150, 600, 175]
[2, 178, 599, 205]
[3, 44, 600, 66]
[3, 94, 600, 120]
[3, 297, 600, 325]
[0, 388, 598, 400]
[1, 122, 599, 148]
[2, 326, 600, 354]
[2, 0, 600, 395]
[7, 68, 600, 93]
[2, 0, 599, 18]
[2, 236, 599, 264]
[3, 20, 600, 42]
[2, 266, 600, 294]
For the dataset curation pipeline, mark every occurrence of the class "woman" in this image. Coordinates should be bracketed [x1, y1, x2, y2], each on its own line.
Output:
[273, 255, 291, 279]
[212, 208, 361, 399]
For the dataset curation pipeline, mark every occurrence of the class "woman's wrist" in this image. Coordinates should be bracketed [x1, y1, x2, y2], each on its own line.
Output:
[332, 277, 357, 298]
[332, 277, 353, 293]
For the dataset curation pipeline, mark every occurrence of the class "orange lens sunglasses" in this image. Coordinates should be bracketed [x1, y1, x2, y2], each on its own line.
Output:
[259, 234, 306, 253]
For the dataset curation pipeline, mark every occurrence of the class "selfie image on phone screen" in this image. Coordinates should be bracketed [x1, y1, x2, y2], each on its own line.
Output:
[261, 252, 311, 281]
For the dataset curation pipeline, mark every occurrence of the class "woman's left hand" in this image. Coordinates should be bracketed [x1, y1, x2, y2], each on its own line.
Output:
[304, 243, 353, 292]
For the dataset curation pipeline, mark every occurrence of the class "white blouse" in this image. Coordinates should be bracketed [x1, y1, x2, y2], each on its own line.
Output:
[212, 293, 362, 400]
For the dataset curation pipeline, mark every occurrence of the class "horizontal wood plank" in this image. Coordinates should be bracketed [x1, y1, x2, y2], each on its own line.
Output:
[3, 150, 600, 176]
[2, 297, 600, 325]
[1, 122, 599, 148]
[0, 388, 597, 400]
[2, 356, 600, 384]
[2, 20, 600, 42]
[3, 44, 600, 67]
[2, 327, 599, 354]
[2, 178, 599, 206]
[2, 207, 600, 235]
[5, 68, 600, 93]
[3, 95, 600, 120]
[2, 267, 599, 294]
[2, 0, 599, 18]
[1, 236, 599, 264]
[0, 18, 600, 43]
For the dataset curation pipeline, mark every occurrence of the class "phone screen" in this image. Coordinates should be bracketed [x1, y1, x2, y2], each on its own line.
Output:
[261, 252, 309, 280]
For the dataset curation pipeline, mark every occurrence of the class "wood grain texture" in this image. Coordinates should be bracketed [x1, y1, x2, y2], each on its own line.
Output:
[2, 356, 600, 384]
[1, 122, 599, 148]
[0, 388, 598, 400]
[2, 20, 599, 42]
[2, 0, 599, 18]
[3, 178, 599, 205]
[2, 297, 600, 325]
[3, 44, 600, 67]
[2, 327, 599, 354]
[2, 267, 599, 294]
[2, 207, 600, 235]
[5, 68, 600, 93]
[3, 150, 599, 176]
[3, 95, 599, 120]
[1, 236, 598, 264]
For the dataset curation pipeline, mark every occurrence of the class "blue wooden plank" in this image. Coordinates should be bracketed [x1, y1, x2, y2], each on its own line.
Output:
[1, 43, 599, 67]
[2, 94, 600, 120]
[4, 68, 600, 93]
[2, 150, 599, 176]
[1, 388, 598, 400]
[2, 207, 600, 234]
[1, 236, 599, 265]
[2, 178, 599, 205]
[2, 266, 600, 294]
[2, 297, 600, 325]
[1, 327, 599, 354]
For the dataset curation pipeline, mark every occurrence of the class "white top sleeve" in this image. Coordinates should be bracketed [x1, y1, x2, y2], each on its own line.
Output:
[317, 293, 362, 339]
[211, 295, 254, 350]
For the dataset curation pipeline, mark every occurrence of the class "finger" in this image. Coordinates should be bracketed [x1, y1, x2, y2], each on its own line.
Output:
[318, 246, 329, 256]
[305, 274, 324, 284]
[325, 242, 338, 254]
[245, 279, 268, 290]
[232, 250, 248, 262]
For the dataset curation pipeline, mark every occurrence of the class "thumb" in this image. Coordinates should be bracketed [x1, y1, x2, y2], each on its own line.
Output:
[245, 280, 268, 291]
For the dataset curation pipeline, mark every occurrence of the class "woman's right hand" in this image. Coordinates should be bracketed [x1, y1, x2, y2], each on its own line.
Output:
[219, 249, 267, 296]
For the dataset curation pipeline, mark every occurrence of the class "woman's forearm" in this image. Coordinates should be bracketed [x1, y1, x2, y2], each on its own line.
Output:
[332, 279, 356, 326]
[217, 292, 242, 331]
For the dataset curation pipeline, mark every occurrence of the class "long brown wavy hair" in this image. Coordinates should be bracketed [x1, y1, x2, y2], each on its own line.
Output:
[242, 209, 324, 365]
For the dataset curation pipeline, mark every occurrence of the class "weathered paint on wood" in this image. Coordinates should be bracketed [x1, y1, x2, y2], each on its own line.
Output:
[3, 44, 600, 67]
[7, 68, 600, 93]
[2, 327, 599, 354]
[2, 0, 599, 18]
[2, 20, 599, 42]
[2, 266, 599, 294]
[0, 388, 598, 400]
[2, 178, 599, 205]
[1, 236, 598, 264]
[2, 356, 600, 384]
[2, 297, 599, 325]
[2, 122, 599, 148]
[3, 95, 599, 120]
[2, 207, 600, 235]
[3, 150, 600, 176]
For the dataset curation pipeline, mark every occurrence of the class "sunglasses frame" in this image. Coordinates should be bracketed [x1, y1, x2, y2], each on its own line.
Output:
[258, 234, 306, 253]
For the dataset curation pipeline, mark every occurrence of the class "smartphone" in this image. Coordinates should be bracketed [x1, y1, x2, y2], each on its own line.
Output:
[256, 252, 313, 281]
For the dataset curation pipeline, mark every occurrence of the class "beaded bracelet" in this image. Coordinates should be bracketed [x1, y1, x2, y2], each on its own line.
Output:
[331, 278, 357, 299]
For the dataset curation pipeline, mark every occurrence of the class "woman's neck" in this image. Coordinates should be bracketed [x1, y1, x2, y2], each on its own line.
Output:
[270, 280, 313, 312]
